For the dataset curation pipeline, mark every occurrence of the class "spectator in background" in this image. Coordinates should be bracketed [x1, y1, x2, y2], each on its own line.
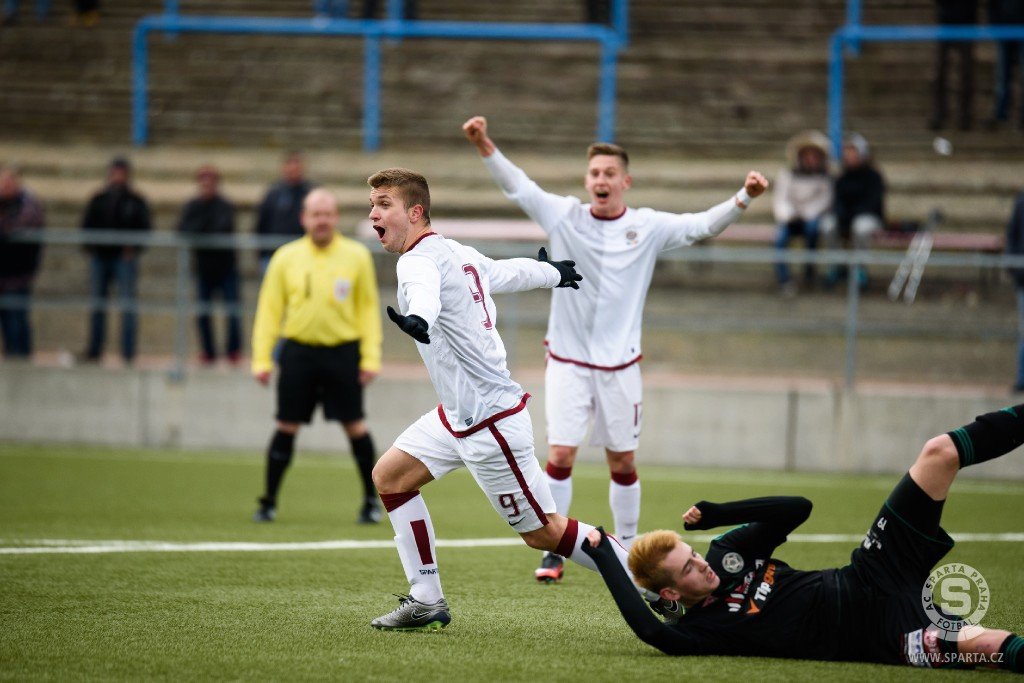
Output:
[1006, 191, 1024, 393]
[81, 157, 151, 365]
[820, 133, 885, 290]
[988, 0, 1024, 130]
[0, 165, 44, 359]
[1, 0, 51, 26]
[360, 0, 417, 19]
[772, 130, 833, 297]
[585, 0, 610, 24]
[255, 151, 313, 275]
[72, 0, 98, 27]
[930, 0, 978, 131]
[178, 164, 241, 366]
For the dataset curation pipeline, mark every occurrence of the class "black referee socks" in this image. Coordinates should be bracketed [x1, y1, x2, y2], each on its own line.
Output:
[263, 430, 296, 505]
[349, 433, 377, 498]
[946, 404, 1024, 469]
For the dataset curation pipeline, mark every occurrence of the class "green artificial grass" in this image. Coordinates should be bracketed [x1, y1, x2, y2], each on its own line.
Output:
[0, 443, 1021, 681]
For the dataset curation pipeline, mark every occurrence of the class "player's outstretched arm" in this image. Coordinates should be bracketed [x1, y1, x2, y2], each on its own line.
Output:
[462, 116, 496, 158]
[682, 496, 811, 532]
[658, 171, 770, 250]
[684, 497, 811, 558]
[537, 247, 582, 289]
[582, 528, 698, 656]
[479, 246, 582, 294]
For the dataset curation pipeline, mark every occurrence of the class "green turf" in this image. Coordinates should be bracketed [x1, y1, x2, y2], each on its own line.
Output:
[1, 443, 1022, 681]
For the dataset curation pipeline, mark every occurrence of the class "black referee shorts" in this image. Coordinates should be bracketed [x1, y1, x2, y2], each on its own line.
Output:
[276, 339, 365, 424]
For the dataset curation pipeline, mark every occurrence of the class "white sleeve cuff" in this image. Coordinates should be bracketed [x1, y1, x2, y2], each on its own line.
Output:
[736, 187, 753, 208]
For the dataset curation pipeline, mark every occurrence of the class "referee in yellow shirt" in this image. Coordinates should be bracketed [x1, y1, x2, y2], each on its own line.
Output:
[251, 188, 383, 524]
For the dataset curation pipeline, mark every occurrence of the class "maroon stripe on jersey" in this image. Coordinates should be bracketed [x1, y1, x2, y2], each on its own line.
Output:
[406, 231, 439, 252]
[610, 470, 638, 486]
[555, 517, 579, 557]
[590, 207, 628, 221]
[410, 519, 434, 564]
[545, 345, 642, 372]
[545, 462, 573, 481]
[487, 423, 549, 527]
[379, 490, 420, 512]
[436, 393, 531, 438]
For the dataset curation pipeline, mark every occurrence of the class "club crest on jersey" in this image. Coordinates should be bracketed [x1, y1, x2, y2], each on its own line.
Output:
[333, 278, 351, 302]
[625, 229, 639, 245]
[722, 552, 745, 574]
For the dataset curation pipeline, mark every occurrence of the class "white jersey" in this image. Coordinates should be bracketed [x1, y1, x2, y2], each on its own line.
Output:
[396, 232, 561, 433]
[483, 149, 749, 369]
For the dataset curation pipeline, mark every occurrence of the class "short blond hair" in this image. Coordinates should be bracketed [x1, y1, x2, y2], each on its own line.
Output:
[587, 142, 629, 170]
[628, 530, 680, 593]
[367, 167, 431, 226]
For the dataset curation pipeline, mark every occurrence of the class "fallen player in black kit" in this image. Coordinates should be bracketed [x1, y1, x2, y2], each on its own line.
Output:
[584, 405, 1024, 672]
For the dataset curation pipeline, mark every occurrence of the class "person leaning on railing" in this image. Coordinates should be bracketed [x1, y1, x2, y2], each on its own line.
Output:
[0, 165, 44, 359]
[80, 156, 151, 365]
[177, 164, 241, 366]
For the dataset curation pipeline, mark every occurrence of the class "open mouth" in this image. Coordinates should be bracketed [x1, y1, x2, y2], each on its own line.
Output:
[595, 191, 609, 200]
[373, 225, 385, 240]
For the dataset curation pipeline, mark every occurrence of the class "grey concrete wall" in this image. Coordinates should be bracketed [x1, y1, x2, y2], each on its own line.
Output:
[1, 365, 1022, 480]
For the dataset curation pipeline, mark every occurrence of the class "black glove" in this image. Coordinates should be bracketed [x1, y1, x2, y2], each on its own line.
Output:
[387, 306, 430, 344]
[538, 247, 582, 289]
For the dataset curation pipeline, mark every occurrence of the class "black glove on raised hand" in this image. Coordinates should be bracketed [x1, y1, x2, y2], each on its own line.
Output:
[386, 306, 430, 344]
[538, 247, 582, 289]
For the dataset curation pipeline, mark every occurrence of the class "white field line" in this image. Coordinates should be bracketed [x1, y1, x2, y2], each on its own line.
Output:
[2, 532, 1023, 555]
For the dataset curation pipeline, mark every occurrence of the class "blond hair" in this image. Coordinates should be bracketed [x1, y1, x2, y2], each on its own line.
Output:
[587, 142, 629, 170]
[367, 167, 431, 226]
[628, 530, 680, 593]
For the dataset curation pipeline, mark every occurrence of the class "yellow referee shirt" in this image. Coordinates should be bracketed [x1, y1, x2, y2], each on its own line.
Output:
[252, 234, 382, 374]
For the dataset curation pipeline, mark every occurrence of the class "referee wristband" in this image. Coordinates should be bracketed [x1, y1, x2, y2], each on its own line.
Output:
[735, 188, 753, 209]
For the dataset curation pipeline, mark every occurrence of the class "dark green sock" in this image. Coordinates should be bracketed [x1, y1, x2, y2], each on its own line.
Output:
[998, 633, 1024, 673]
[946, 404, 1024, 468]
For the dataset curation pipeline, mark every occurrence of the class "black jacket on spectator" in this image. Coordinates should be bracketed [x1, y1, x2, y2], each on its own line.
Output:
[834, 166, 885, 236]
[990, 0, 1024, 24]
[1007, 192, 1024, 287]
[255, 180, 313, 258]
[81, 186, 152, 258]
[178, 195, 237, 278]
[0, 190, 44, 285]
[935, 0, 978, 24]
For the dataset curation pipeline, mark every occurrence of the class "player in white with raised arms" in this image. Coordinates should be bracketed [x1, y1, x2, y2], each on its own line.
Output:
[463, 116, 769, 583]
[366, 167, 660, 631]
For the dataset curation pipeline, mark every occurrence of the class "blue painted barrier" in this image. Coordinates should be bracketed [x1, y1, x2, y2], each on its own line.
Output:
[828, 23, 1024, 157]
[133, 5, 628, 150]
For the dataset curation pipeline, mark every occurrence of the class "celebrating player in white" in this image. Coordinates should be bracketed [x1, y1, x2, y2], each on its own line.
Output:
[367, 167, 651, 631]
[463, 116, 769, 583]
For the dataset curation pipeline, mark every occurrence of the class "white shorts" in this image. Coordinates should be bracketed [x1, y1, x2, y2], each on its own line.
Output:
[393, 404, 555, 533]
[544, 357, 643, 452]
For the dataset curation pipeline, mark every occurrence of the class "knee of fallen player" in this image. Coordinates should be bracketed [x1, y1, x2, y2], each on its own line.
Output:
[918, 434, 960, 472]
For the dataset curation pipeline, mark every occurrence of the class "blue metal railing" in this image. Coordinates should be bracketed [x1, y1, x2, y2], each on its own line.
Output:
[828, 21, 1024, 158]
[134, 4, 628, 151]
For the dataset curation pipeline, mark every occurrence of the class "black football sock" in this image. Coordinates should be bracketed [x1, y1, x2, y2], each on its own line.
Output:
[998, 633, 1024, 673]
[262, 430, 295, 506]
[946, 404, 1024, 468]
[349, 433, 377, 499]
